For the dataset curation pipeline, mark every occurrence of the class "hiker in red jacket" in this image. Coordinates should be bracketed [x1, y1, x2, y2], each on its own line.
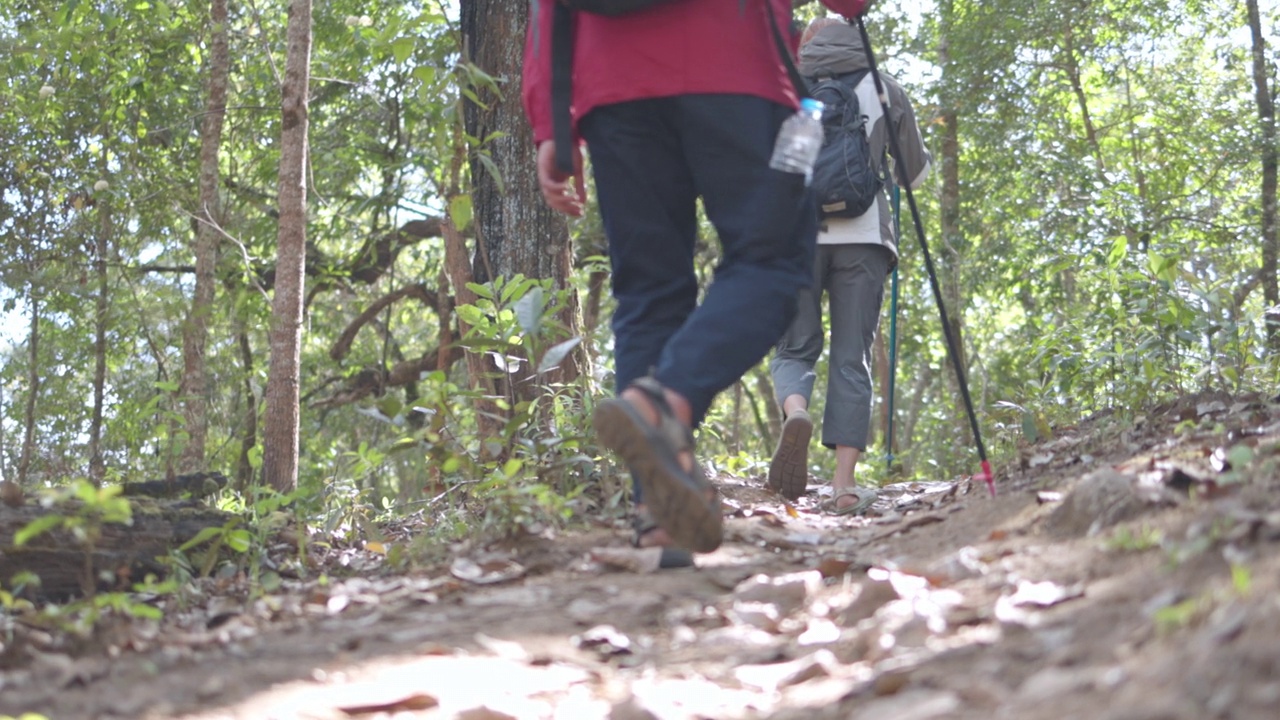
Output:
[523, 0, 869, 564]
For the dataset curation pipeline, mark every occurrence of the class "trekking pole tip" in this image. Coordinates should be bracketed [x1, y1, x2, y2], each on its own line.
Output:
[975, 459, 995, 497]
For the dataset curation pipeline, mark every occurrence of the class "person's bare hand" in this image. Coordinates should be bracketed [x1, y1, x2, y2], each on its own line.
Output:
[536, 140, 586, 216]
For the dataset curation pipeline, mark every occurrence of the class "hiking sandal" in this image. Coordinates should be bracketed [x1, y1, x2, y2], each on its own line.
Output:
[767, 409, 812, 500]
[594, 377, 723, 553]
[822, 486, 878, 516]
[631, 508, 694, 569]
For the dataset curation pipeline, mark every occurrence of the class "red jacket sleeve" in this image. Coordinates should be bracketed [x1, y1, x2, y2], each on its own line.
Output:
[818, 0, 868, 18]
[521, 0, 556, 145]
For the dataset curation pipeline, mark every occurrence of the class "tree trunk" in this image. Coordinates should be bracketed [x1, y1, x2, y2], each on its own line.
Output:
[90, 155, 112, 486]
[873, 331, 890, 454]
[262, 0, 312, 492]
[753, 366, 783, 443]
[899, 364, 934, 477]
[461, 0, 583, 388]
[937, 6, 971, 445]
[236, 325, 258, 491]
[180, 0, 231, 473]
[17, 295, 40, 486]
[0, 383, 7, 483]
[1246, 0, 1278, 352]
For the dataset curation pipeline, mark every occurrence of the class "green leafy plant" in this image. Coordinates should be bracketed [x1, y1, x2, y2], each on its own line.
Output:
[13, 480, 134, 596]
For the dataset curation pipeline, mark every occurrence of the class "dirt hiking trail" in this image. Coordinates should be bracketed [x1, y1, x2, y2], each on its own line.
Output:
[4, 392, 1280, 720]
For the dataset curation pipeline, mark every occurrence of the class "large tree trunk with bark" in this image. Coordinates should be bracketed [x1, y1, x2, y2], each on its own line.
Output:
[180, 0, 231, 473]
[460, 0, 583, 389]
[1246, 0, 1278, 352]
[262, 0, 312, 492]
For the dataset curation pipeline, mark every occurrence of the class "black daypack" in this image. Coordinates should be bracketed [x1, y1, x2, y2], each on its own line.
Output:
[808, 70, 884, 219]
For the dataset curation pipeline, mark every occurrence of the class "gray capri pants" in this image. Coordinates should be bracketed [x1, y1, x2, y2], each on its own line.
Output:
[770, 242, 894, 451]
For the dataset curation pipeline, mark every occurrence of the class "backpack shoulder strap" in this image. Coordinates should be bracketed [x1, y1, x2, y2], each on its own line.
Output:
[764, 3, 808, 99]
[551, 3, 575, 176]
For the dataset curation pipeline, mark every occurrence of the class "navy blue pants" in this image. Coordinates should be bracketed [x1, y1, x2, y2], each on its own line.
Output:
[580, 93, 817, 439]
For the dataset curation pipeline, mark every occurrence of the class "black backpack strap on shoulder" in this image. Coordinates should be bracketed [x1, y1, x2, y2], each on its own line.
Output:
[763, 2, 808, 99]
[844, 67, 871, 89]
[551, 2, 575, 176]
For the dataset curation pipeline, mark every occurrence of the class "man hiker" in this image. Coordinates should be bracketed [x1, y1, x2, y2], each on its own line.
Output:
[523, 0, 869, 563]
[768, 17, 931, 514]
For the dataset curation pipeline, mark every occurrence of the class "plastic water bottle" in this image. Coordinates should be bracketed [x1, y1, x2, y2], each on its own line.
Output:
[769, 98, 825, 183]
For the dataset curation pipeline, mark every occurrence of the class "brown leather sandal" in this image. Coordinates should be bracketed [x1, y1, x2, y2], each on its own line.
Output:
[632, 508, 694, 569]
[594, 377, 723, 553]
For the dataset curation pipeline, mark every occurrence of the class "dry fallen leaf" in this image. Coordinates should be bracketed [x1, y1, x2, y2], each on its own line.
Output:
[1028, 452, 1055, 468]
[590, 547, 664, 573]
[1008, 579, 1085, 608]
[572, 624, 632, 656]
[456, 708, 518, 720]
[815, 557, 854, 579]
[451, 555, 526, 585]
[339, 692, 438, 716]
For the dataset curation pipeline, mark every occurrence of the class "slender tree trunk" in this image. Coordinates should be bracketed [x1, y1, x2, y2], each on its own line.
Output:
[90, 166, 112, 486]
[262, 0, 312, 492]
[942, 95, 967, 438]
[899, 364, 934, 477]
[937, 11, 971, 444]
[18, 296, 40, 485]
[873, 331, 890, 454]
[752, 366, 782, 443]
[0, 382, 7, 483]
[180, 0, 231, 473]
[1246, 0, 1279, 351]
[461, 0, 583, 389]
[740, 372, 775, 454]
[441, 216, 505, 440]
[1062, 22, 1105, 174]
[236, 325, 258, 490]
[583, 267, 608, 337]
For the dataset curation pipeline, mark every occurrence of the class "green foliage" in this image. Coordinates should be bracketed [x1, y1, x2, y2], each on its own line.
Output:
[14, 480, 132, 548]
[1104, 524, 1165, 553]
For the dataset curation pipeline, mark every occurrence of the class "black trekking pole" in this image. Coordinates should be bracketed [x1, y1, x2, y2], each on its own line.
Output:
[851, 15, 995, 496]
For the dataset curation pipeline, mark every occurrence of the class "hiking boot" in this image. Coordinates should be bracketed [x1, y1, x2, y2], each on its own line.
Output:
[767, 409, 811, 501]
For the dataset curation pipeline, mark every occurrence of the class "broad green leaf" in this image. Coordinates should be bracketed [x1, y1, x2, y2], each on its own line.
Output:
[456, 303, 486, 326]
[177, 526, 225, 552]
[15, 515, 64, 546]
[514, 286, 545, 336]
[390, 37, 416, 64]
[225, 528, 252, 553]
[449, 194, 473, 231]
[466, 282, 495, 299]
[412, 65, 436, 86]
[537, 336, 582, 374]
[477, 152, 505, 195]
